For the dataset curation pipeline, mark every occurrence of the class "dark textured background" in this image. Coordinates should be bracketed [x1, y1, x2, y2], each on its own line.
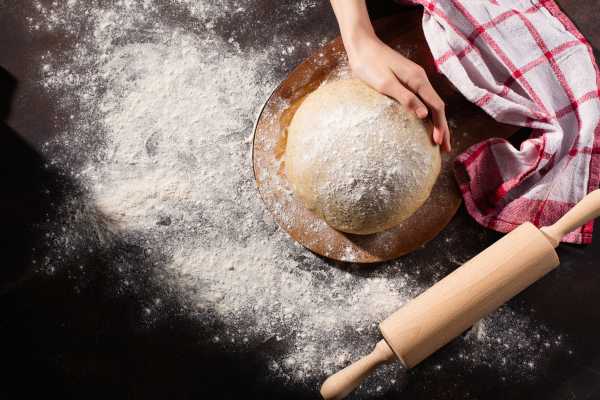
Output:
[1, 1, 600, 399]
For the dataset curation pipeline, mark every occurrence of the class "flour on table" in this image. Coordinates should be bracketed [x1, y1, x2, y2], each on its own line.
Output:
[29, 0, 569, 397]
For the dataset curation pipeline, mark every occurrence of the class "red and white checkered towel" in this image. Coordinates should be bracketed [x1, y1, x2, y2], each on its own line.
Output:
[408, 0, 600, 243]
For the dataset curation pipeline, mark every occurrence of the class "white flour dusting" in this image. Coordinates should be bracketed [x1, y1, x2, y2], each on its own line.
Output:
[285, 78, 440, 235]
[30, 0, 569, 396]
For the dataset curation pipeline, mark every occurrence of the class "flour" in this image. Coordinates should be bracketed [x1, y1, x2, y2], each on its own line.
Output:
[30, 0, 569, 397]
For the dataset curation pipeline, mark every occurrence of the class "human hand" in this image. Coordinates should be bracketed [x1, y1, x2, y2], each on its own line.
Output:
[345, 33, 451, 151]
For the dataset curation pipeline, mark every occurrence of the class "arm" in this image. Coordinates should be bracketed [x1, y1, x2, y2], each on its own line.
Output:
[330, 0, 451, 151]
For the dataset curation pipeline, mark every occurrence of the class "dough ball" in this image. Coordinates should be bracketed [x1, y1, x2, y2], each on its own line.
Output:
[285, 79, 441, 235]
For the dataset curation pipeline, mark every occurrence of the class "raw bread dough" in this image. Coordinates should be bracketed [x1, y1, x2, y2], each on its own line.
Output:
[285, 79, 441, 235]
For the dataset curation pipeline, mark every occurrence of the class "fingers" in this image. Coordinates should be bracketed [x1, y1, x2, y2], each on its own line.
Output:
[393, 65, 452, 151]
[430, 104, 451, 152]
[375, 73, 428, 119]
[443, 121, 451, 152]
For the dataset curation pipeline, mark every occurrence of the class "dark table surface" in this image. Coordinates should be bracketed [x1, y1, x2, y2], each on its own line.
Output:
[1, 1, 600, 399]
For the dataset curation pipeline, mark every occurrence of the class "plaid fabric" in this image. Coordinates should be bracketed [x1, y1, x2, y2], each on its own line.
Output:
[406, 0, 600, 243]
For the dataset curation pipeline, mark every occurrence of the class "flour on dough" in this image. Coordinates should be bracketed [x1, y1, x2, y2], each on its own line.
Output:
[285, 79, 441, 235]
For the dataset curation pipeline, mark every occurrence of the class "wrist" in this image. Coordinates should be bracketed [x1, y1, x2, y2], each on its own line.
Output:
[342, 27, 381, 62]
[342, 24, 377, 51]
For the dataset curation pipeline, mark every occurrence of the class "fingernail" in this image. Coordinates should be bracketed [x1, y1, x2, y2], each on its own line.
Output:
[416, 108, 428, 118]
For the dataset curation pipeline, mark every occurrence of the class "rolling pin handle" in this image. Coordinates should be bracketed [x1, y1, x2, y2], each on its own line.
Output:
[541, 189, 600, 247]
[320, 340, 396, 400]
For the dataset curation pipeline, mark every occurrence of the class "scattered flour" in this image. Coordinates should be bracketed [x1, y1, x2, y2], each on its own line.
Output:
[28, 0, 569, 397]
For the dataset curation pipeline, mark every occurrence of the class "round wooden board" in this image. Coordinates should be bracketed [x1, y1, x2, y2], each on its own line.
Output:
[252, 9, 519, 263]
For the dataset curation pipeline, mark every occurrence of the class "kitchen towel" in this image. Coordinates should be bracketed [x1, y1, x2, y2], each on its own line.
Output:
[409, 0, 600, 243]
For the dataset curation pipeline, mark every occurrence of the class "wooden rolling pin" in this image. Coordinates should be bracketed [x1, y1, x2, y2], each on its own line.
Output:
[321, 189, 600, 400]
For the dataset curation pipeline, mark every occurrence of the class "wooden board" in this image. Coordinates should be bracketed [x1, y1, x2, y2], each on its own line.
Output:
[252, 9, 519, 263]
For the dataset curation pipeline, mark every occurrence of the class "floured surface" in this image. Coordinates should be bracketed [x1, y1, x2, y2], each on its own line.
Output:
[26, 1, 571, 398]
